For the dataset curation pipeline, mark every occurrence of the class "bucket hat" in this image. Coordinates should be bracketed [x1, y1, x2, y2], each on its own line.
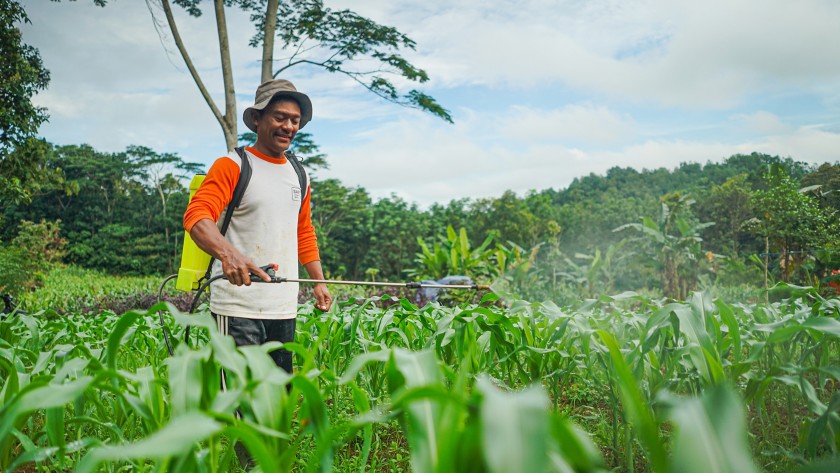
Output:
[242, 79, 312, 132]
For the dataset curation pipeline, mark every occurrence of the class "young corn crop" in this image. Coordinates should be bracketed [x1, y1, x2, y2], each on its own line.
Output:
[0, 287, 839, 472]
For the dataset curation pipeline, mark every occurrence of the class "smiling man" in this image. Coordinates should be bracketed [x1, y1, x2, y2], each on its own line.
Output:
[184, 79, 331, 376]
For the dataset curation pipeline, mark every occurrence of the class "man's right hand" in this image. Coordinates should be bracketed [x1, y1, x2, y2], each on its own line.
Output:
[221, 251, 271, 286]
[188, 219, 271, 286]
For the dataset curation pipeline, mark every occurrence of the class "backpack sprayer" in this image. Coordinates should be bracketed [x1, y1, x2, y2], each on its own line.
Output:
[157, 150, 490, 356]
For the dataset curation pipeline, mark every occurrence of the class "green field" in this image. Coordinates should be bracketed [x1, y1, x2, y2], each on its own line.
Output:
[1, 269, 839, 472]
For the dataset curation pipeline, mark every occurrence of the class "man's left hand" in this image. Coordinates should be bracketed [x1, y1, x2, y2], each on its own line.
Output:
[314, 283, 332, 311]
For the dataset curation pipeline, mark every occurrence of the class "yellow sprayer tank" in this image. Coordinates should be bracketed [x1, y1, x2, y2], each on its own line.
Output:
[175, 174, 211, 291]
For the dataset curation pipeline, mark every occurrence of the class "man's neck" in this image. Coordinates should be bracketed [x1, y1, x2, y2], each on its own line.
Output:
[252, 142, 285, 159]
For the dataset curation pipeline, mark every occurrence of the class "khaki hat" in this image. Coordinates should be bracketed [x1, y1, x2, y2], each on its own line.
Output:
[242, 79, 313, 132]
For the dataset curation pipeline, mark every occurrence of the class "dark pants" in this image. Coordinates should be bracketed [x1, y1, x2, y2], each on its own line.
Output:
[213, 314, 296, 374]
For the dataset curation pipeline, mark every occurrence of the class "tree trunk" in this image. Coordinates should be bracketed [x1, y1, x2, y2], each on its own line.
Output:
[156, 183, 171, 272]
[764, 236, 769, 303]
[261, 0, 279, 83]
[213, 0, 238, 150]
[662, 252, 678, 300]
[159, 0, 236, 150]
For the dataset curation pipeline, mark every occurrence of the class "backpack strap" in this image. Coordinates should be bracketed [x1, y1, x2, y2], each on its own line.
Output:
[285, 150, 308, 212]
[203, 147, 252, 281]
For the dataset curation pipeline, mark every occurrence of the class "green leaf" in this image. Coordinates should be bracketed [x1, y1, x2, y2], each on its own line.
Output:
[549, 412, 606, 472]
[166, 349, 205, 416]
[75, 413, 223, 473]
[478, 377, 549, 473]
[801, 317, 840, 338]
[389, 349, 443, 473]
[668, 384, 759, 473]
[596, 330, 667, 471]
[338, 349, 392, 384]
[103, 311, 141, 370]
[796, 457, 840, 473]
[807, 391, 840, 458]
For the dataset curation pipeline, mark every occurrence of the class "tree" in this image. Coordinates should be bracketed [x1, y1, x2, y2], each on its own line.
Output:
[308, 178, 372, 279]
[5, 143, 199, 275]
[469, 191, 548, 249]
[361, 195, 431, 280]
[410, 225, 497, 282]
[0, 0, 56, 206]
[745, 166, 839, 283]
[126, 145, 203, 272]
[696, 174, 755, 256]
[140, 0, 452, 150]
[801, 163, 840, 214]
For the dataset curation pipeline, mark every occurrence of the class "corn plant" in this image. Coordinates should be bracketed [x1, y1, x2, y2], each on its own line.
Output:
[2, 277, 839, 472]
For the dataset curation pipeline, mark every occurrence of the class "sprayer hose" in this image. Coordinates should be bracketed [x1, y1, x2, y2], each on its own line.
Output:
[156, 274, 178, 356]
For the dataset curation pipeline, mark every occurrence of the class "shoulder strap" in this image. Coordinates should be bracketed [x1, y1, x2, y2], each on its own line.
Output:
[285, 150, 308, 213]
[221, 147, 252, 234]
[203, 147, 252, 281]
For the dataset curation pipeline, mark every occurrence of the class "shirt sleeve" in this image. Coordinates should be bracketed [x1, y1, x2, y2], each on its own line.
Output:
[183, 157, 239, 232]
[297, 184, 321, 265]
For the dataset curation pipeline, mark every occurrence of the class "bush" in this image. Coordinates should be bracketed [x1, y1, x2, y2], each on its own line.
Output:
[0, 244, 43, 297]
[13, 219, 67, 264]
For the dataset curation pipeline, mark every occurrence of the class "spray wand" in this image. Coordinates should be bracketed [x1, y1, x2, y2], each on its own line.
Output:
[160, 264, 490, 356]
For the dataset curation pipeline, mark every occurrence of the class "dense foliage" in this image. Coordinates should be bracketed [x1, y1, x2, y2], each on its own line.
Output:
[0, 0, 58, 206]
[1, 276, 839, 471]
[4, 142, 838, 304]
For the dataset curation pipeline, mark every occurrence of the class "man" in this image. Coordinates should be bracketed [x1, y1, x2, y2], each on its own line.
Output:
[183, 79, 332, 374]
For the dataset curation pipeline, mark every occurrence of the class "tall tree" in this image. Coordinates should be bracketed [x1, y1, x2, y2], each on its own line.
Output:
[140, 0, 452, 150]
[0, 0, 56, 206]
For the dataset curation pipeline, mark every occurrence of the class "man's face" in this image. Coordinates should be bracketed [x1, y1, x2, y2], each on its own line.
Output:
[254, 98, 301, 156]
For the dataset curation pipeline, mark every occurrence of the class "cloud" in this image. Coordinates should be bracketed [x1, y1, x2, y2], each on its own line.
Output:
[320, 110, 840, 207]
[345, 0, 840, 108]
[731, 111, 793, 135]
[753, 125, 840, 163]
[505, 104, 637, 146]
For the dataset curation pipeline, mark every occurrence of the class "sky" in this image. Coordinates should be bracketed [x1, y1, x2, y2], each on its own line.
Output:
[19, 0, 840, 207]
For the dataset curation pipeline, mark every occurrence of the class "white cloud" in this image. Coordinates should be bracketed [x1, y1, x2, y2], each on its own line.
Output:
[731, 111, 793, 135]
[753, 125, 840, 163]
[505, 104, 637, 145]
[320, 110, 840, 207]
[336, 0, 840, 108]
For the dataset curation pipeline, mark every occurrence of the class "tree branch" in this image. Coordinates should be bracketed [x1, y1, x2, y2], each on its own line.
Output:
[157, 0, 226, 133]
[213, 0, 237, 150]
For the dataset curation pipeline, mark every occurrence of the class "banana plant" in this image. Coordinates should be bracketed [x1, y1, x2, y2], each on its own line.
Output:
[409, 225, 497, 281]
[615, 193, 714, 300]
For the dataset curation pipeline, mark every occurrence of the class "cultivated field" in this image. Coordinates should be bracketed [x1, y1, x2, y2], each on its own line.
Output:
[1, 276, 839, 472]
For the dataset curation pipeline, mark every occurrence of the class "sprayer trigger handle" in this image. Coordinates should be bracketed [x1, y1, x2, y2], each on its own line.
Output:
[258, 264, 277, 277]
[248, 263, 278, 282]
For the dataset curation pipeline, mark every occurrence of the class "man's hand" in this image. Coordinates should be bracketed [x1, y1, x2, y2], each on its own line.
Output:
[221, 251, 271, 286]
[313, 283, 332, 311]
[304, 260, 331, 310]
[188, 219, 270, 286]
